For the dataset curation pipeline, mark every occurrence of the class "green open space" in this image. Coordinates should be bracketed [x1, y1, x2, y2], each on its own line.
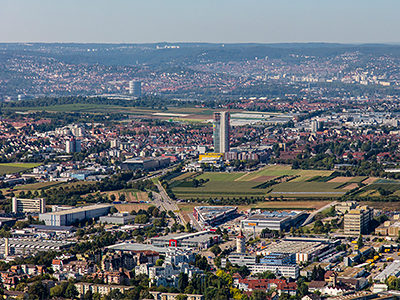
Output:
[196, 172, 246, 182]
[0, 163, 41, 175]
[267, 181, 347, 198]
[170, 165, 356, 200]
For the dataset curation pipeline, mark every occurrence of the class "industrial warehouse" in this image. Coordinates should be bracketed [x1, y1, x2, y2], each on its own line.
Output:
[240, 210, 307, 232]
[0, 237, 75, 257]
[150, 231, 219, 249]
[39, 204, 112, 226]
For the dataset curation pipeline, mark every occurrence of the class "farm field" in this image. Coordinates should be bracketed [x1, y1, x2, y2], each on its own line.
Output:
[0, 163, 41, 175]
[170, 165, 380, 200]
[104, 189, 149, 203]
[268, 182, 346, 198]
[114, 203, 151, 213]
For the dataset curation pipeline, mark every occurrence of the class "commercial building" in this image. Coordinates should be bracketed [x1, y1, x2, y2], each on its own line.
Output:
[374, 260, 400, 282]
[193, 206, 237, 227]
[344, 205, 373, 235]
[121, 157, 170, 171]
[213, 111, 230, 153]
[150, 231, 219, 249]
[198, 153, 224, 163]
[107, 243, 185, 255]
[260, 253, 296, 265]
[12, 197, 46, 214]
[241, 211, 307, 233]
[99, 213, 135, 225]
[65, 139, 81, 153]
[258, 237, 337, 263]
[129, 80, 141, 97]
[39, 204, 112, 226]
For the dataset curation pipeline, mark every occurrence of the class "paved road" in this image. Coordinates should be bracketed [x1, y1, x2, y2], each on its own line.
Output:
[188, 213, 202, 231]
[155, 182, 186, 226]
[301, 201, 338, 226]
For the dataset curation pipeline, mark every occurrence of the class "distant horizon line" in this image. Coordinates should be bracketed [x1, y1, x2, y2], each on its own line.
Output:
[1, 41, 400, 46]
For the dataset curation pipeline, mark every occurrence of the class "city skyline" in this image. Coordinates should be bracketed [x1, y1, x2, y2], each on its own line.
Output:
[1, 0, 399, 44]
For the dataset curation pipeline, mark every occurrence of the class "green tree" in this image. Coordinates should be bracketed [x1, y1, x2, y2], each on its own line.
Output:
[178, 273, 189, 293]
[28, 282, 48, 300]
[135, 214, 149, 224]
[65, 283, 78, 299]
[50, 285, 63, 298]
[251, 290, 268, 300]
[357, 235, 364, 249]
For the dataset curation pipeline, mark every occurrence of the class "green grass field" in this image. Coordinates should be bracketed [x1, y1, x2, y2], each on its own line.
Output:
[196, 172, 246, 182]
[13, 181, 62, 191]
[267, 182, 346, 198]
[170, 165, 357, 200]
[0, 163, 41, 175]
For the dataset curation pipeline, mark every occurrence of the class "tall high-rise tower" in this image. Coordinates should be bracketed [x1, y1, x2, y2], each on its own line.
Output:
[213, 111, 230, 153]
[66, 139, 81, 153]
[129, 80, 142, 97]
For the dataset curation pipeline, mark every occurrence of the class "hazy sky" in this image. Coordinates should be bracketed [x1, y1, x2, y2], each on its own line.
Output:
[1, 0, 399, 44]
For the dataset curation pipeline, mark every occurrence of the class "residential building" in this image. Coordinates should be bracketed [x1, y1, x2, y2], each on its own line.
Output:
[129, 80, 141, 97]
[213, 111, 230, 153]
[150, 292, 204, 300]
[75, 282, 133, 297]
[65, 139, 81, 153]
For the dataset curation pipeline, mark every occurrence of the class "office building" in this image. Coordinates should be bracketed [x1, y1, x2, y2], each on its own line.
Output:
[12, 197, 46, 214]
[65, 139, 81, 153]
[213, 111, 230, 153]
[251, 264, 299, 279]
[221, 253, 257, 268]
[222, 253, 299, 279]
[344, 205, 373, 235]
[336, 201, 358, 214]
[129, 80, 142, 97]
[39, 204, 112, 226]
